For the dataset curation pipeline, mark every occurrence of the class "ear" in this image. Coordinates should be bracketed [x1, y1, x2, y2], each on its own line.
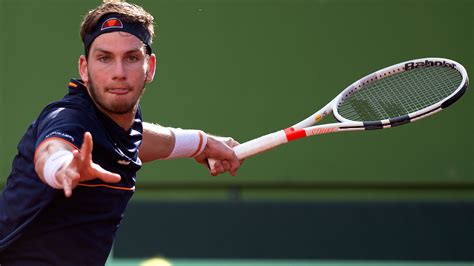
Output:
[145, 53, 157, 83]
[78, 55, 89, 83]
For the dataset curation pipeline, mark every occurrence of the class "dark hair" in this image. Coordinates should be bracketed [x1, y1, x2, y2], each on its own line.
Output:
[80, 0, 155, 46]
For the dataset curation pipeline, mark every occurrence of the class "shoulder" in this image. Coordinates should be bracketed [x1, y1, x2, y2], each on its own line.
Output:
[34, 94, 99, 148]
[38, 101, 95, 129]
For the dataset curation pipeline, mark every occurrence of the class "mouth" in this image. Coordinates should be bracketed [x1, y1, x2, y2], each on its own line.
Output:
[107, 88, 130, 95]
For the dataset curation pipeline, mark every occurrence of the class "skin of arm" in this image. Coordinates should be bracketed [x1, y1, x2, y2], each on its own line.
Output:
[34, 132, 121, 197]
[139, 122, 242, 176]
[138, 122, 175, 162]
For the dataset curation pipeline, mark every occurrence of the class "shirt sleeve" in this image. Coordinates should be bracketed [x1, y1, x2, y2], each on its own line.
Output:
[35, 106, 91, 149]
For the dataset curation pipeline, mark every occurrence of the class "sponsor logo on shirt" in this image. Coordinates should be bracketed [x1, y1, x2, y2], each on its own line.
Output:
[45, 131, 75, 142]
[117, 159, 131, 165]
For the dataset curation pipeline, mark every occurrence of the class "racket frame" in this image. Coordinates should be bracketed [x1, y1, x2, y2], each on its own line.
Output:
[233, 58, 468, 160]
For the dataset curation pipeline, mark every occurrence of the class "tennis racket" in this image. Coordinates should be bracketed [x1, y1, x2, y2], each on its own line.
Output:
[214, 57, 469, 163]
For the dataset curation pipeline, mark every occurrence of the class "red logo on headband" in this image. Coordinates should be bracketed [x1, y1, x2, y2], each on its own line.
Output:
[101, 18, 123, 31]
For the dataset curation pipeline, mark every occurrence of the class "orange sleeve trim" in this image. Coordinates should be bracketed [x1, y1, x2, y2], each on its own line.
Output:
[77, 183, 135, 191]
[34, 137, 79, 165]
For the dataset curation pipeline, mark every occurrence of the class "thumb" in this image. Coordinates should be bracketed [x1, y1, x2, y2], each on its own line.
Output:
[92, 164, 121, 183]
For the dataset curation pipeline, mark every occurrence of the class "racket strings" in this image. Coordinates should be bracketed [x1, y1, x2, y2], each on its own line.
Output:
[337, 66, 462, 121]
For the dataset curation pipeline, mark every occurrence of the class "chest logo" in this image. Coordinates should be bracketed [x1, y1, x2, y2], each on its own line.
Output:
[117, 159, 131, 165]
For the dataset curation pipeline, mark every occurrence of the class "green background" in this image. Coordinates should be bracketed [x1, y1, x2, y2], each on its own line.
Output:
[0, 0, 473, 200]
[1, 0, 473, 264]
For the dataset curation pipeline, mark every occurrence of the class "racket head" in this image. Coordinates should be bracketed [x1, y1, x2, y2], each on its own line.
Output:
[333, 58, 468, 129]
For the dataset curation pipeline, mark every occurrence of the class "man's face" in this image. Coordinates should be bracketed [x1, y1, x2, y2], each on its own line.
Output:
[80, 31, 155, 115]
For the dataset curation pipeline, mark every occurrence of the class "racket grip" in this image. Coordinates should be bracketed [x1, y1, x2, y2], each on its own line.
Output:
[234, 130, 288, 159]
[207, 130, 287, 172]
[207, 130, 290, 172]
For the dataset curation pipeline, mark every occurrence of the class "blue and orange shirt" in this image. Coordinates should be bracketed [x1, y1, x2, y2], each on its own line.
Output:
[0, 79, 142, 265]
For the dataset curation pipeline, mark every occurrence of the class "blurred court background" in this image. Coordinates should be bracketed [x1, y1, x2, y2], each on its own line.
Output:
[0, 0, 473, 265]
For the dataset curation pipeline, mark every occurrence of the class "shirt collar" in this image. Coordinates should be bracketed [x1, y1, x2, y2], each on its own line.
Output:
[68, 79, 87, 92]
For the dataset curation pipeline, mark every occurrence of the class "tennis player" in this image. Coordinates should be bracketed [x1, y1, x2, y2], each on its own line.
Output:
[0, 0, 241, 264]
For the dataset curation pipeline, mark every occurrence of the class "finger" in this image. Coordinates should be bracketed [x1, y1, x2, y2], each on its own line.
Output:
[62, 176, 72, 198]
[66, 167, 81, 183]
[69, 149, 81, 168]
[66, 150, 84, 182]
[229, 157, 241, 177]
[221, 160, 231, 172]
[229, 139, 240, 148]
[80, 132, 93, 162]
[210, 161, 224, 176]
[62, 167, 81, 197]
[92, 164, 121, 183]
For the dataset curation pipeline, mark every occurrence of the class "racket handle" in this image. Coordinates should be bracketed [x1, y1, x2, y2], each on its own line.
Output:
[207, 130, 288, 172]
[234, 130, 288, 159]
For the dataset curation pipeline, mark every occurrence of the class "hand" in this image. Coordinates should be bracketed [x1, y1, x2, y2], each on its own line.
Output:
[56, 132, 121, 197]
[195, 135, 242, 176]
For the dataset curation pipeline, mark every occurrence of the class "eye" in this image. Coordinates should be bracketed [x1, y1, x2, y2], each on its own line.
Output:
[98, 56, 111, 63]
[126, 55, 139, 63]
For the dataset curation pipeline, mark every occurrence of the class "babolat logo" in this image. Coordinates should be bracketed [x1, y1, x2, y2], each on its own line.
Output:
[405, 60, 456, 70]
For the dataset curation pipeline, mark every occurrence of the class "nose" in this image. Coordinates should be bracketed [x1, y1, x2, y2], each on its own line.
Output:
[112, 61, 126, 81]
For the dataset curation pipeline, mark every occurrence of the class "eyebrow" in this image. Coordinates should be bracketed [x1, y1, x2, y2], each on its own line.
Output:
[92, 48, 112, 55]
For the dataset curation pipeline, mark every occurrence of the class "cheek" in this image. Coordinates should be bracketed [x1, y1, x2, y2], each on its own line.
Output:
[129, 67, 148, 82]
[88, 67, 108, 84]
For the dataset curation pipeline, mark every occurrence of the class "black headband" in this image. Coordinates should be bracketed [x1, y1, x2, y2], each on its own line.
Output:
[83, 13, 152, 57]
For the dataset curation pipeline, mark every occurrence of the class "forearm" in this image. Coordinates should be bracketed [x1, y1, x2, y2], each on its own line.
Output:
[34, 139, 76, 185]
[139, 122, 174, 162]
[139, 122, 208, 162]
[141, 122, 241, 175]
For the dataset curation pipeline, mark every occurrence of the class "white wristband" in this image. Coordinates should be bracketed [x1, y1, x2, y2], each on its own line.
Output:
[43, 150, 74, 189]
[165, 128, 208, 159]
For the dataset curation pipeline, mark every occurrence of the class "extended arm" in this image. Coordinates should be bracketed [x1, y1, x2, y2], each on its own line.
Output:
[34, 132, 121, 197]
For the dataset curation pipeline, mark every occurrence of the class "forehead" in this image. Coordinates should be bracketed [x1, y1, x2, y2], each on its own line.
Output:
[90, 31, 145, 53]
